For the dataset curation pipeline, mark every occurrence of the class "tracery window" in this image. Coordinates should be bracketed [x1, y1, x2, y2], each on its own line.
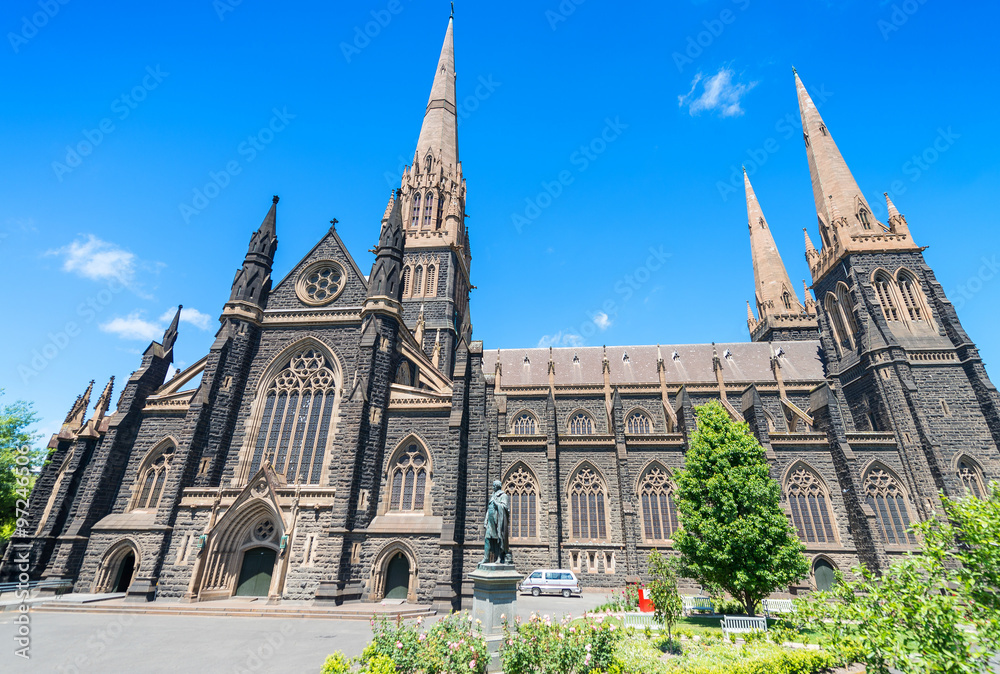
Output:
[626, 411, 652, 435]
[423, 193, 434, 228]
[896, 269, 927, 322]
[411, 194, 421, 228]
[568, 412, 594, 435]
[873, 272, 901, 322]
[131, 443, 175, 510]
[249, 348, 337, 484]
[786, 466, 836, 544]
[425, 265, 436, 297]
[958, 459, 986, 499]
[412, 267, 423, 298]
[504, 465, 538, 539]
[511, 412, 537, 435]
[569, 465, 607, 539]
[825, 294, 850, 355]
[836, 283, 859, 339]
[388, 442, 429, 512]
[638, 466, 679, 542]
[863, 466, 916, 546]
[858, 208, 872, 230]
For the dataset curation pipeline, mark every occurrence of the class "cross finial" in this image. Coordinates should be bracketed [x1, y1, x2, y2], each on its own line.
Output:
[450, 1, 454, 18]
[330, 218, 338, 228]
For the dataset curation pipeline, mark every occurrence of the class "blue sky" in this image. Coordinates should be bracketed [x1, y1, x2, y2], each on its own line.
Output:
[1, 0, 998, 440]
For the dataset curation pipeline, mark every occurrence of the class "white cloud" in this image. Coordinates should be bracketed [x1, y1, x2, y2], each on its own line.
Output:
[537, 332, 584, 348]
[50, 234, 137, 283]
[678, 68, 757, 118]
[592, 312, 612, 330]
[100, 312, 162, 341]
[160, 306, 213, 331]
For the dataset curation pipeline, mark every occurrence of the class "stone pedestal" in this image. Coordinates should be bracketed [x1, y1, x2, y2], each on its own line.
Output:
[469, 563, 521, 673]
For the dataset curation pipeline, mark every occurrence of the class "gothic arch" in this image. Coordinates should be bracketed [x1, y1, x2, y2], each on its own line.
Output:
[369, 539, 419, 602]
[810, 554, 839, 591]
[129, 436, 178, 511]
[894, 267, 935, 329]
[954, 454, 988, 499]
[781, 461, 839, 544]
[871, 268, 904, 323]
[566, 461, 609, 541]
[566, 409, 597, 435]
[634, 461, 679, 543]
[624, 407, 654, 434]
[93, 538, 141, 593]
[503, 462, 540, 540]
[382, 435, 433, 515]
[236, 337, 344, 486]
[510, 410, 539, 435]
[862, 461, 917, 546]
[197, 498, 284, 599]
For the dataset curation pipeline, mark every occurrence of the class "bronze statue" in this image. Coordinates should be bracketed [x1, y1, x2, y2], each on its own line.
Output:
[481, 479, 511, 564]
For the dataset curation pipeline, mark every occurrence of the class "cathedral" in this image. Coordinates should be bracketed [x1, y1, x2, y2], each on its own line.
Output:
[3, 16, 998, 609]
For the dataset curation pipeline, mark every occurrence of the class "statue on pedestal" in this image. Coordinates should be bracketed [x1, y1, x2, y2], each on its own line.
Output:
[481, 479, 511, 565]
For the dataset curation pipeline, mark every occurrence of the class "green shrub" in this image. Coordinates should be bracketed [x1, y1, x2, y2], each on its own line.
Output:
[320, 651, 352, 674]
[501, 612, 624, 673]
[592, 584, 641, 613]
[352, 613, 489, 674]
[364, 655, 395, 674]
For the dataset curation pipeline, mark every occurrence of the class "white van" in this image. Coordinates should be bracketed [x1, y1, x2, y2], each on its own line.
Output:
[519, 569, 581, 598]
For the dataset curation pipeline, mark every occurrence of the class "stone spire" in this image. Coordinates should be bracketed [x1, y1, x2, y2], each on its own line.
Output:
[226, 196, 278, 317]
[365, 188, 405, 309]
[415, 15, 458, 174]
[162, 305, 182, 352]
[745, 169, 803, 319]
[884, 192, 913, 238]
[93, 376, 115, 424]
[61, 380, 94, 435]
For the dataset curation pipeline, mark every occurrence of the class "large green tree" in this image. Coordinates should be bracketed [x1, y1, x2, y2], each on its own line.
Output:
[673, 400, 809, 615]
[0, 389, 42, 543]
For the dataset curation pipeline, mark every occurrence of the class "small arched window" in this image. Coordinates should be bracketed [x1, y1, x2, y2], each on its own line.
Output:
[401, 266, 412, 297]
[131, 443, 175, 511]
[511, 413, 537, 435]
[873, 272, 901, 322]
[423, 193, 434, 228]
[411, 194, 421, 228]
[836, 283, 859, 338]
[388, 442, 430, 513]
[424, 265, 436, 297]
[626, 411, 652, 435]
[825, 293, 849, 355]
[394, 362, 412, 387]
[568, 412, 594, 435]
[863, 465, 916, 546]
[412, 267, 423, 298]
[424, 154, 433, 173]
[782, 291, 793, 311]
[638, 465, 678, 542]
[504, 465, 539, 539]
[858, 209, 872, 230]
[786, 466, 837, 544]
[896, 269, 928, 323]
[958, 459, 986, 499]
[569, 465, 607, 540]
[813, 558, 837, 591]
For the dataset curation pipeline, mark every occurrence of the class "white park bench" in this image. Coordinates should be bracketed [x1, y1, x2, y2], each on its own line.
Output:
[682, 595, 714, 616]
[720, 615, 767, 637]
[621, 613, 663, 631]
[762, 598, 795, 618]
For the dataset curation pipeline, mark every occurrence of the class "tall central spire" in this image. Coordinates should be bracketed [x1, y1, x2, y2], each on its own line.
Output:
[415, 16, 458, 173]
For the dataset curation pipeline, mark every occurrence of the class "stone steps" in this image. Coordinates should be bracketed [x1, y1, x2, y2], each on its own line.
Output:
[31, 601, 436, 621]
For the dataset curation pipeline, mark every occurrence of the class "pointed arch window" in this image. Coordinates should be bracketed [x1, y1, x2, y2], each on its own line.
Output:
[504, 465, 538, 539]
[896, 269, 928, 323]
[423, 154, 433, 173]
[825, 293, 849, 355]
[858, 208, 872, 230]
[425, 265, 437, 297]
[411, 194, 421, 228]
[626, 411, 652, 435]
[958, 459, 986, 499]
[412, 266, 423, 298]
[873, 271, 901, 322]
[782, 291, 793, 311]
[423, 193, 434, 228]
[394, 362, 412, 387]
[836, 283, 859, 339]
[249, 347, 337, 484]
[569, 465, 607, 540]
[511, 412, 537, 435]
[130, 443, 175, 510]
[401, 266, 412, 297]
[863, 466, 916, 546]
[568, 412, 595, 435]
[638, 465, 679, 542]
[388, 442, 430, 512]
[785, 466, 837, 544]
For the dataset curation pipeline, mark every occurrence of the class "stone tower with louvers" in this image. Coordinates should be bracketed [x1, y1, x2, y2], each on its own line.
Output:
[4, 17, 999, 605]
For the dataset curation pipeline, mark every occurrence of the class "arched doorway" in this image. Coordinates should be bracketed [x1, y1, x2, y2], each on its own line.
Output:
[814, 558, 837, 592]
[384, 553, 410, 600]
[235, 547, 276, 597]
[113, 552, 135, 592]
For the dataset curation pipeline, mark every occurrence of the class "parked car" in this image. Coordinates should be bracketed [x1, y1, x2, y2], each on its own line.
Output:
[519, 569, 581, 598]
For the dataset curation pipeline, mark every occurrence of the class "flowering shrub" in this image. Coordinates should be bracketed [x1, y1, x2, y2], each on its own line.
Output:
[500, 612, 624, 673]
[359, 613, 489, 674]
[592, 584, 640, 613]
[614, 637, 834, 674]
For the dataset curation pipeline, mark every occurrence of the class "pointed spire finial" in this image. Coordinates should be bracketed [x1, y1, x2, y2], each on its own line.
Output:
[745, 170, 802, 318]
[94, 376, 115, 423]
[884, 192, 900, 219]
[414, 16, 458, 173]
[163, 305, 182, 351]
[450, 0, 454, 18]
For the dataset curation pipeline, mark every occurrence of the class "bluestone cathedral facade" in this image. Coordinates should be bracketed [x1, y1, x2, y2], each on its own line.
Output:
[3, 16, 998, 609]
